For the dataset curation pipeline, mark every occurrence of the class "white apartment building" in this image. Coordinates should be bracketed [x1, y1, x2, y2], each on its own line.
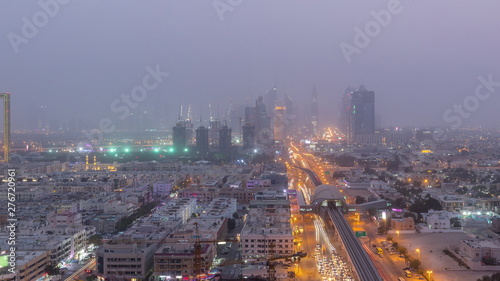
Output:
[154, 198, 197, 226]
[427, 212, 450, 230]
[200, 197, 237, 219]
[240, 202, 294, 260]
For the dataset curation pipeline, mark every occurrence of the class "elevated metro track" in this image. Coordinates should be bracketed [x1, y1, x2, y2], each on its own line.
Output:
[325, 205, 383, 281]
[294, 165, 322, 186]
[294, 165, 383, 280]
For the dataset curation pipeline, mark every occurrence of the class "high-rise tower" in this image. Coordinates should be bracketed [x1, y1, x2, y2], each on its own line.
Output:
[273, 106, 286, 142]
[242, 123, 255, 149]
[0, 93, 10, 162]
[340, 87, 353, 137]
[219, 125, 232, 153]
[349, 85, 375, 141]
[310, 86, 319, 136]
[196, 126, 209, 156]
[284, 94, 296, 137]
[172, 122, 187, 152]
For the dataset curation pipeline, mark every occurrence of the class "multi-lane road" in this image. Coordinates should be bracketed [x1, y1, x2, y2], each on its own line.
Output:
[287, 141, 385, 281]
[326, 206, 383, 281]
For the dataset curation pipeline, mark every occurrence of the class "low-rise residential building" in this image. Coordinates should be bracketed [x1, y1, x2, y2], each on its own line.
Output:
[370, 180, 390, 190]
[16, 250, 51, 281]
[240, 223, 294, 259]
[438, 196, 466, 212]
[427, 212, 450, 230]
[391, 217, 415, 231]
[153, 242, 216, 280]
[201, 198, 237, 219]
[245, 179, 271, 188]
[89, 214, 124, 234]
[47, 209, 82, 227]
[180, 187, 259, 205]
[152, 217, 225, 280]
[240, 199, 294, 259]
[492, 218, 500, 233]
[96, 235, 159, 281]
[95, 207, 167, 279]
[458, 239, 500, 269]
[254, 190, 287, 201]
[153, 182, 172, 197]
[477, 198, 500, 213]
[103, 200, 137, 216]
[155, 198, 197, 226]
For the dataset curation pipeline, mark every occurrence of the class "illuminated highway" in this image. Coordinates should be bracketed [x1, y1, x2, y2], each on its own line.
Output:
[287, 141, 383, 281]
[326, 206, 383, 281]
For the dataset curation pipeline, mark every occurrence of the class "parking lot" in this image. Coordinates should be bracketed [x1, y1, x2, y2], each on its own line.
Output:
[397, 232, 489, 281]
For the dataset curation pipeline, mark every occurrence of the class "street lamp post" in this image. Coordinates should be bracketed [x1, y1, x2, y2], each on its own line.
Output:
[416, 249, 420, 260]
[396, 230, 400, 240]
[427, 270, 432, 280]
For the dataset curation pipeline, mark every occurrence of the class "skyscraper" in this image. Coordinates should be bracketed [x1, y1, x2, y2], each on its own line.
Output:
[177, 104, 194, 144]
[349, 85, 375, 141]
[310, 86, 319, 136]
[265, 86, 277, 117]
[255, 96, 271, 144]
[229, 104, 244, 142]
[219, 125, 232, 153]
[340, 87, 355, 137]
[0, 93, 10, 162]
[196, 126, 209, 156]
[209, 119, 221, 148]
[244, 106, 257, 125]
[273, 106, 286, 142]
[242, 123, 255, 149]
[284, 94, 296, 136]
[172, 123, 187, 152]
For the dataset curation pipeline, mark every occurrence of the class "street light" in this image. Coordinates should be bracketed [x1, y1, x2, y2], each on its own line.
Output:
[427, 270, 432, 280]
[416, 248, 420, 260]
[382, 212, 387, 235]
[396, 231, 400, 239]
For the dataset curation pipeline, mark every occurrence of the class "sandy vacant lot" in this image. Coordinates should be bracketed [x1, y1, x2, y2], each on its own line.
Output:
[397, 232, 496, 281]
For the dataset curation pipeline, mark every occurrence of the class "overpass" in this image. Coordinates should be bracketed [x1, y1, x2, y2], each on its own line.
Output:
[310, 184, 346, 212]
[306, 182, 383, 281]
[294, 165, 322, 186]
[325, 205, 383, 281]
[345, 200, 390, 213]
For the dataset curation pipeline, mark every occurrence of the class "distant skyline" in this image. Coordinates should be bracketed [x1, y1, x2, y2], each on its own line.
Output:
[1, 1, 500, 130]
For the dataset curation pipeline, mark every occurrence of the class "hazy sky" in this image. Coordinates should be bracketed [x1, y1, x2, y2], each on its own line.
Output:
[1, 0, 500, 130]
